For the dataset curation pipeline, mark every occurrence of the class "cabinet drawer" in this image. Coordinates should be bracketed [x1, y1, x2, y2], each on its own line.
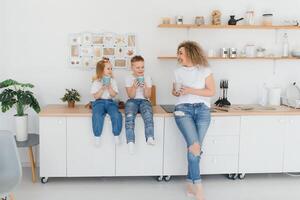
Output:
[207, 116, 240, 135]
[202, 136, 239, 155]
[201, 155, 238, 174]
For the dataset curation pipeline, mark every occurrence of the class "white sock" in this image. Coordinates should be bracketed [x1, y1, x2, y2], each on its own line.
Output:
[147, 137, 155, 145]
[94, 137, 101, 147]
[128, 142, 135, 154]
[114, 136, 121, 144]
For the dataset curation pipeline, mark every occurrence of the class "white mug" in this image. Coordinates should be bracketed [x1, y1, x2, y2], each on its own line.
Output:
[174, 82, 182, 92]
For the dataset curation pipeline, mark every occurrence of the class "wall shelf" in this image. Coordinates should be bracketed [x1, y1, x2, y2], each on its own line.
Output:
[158, 24, 300, 30]
[158, 56, 300, 60]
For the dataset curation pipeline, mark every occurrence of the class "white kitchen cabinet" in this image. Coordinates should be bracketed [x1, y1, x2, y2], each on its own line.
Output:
[66, 117, 116, 177]
[39, 117, 67, 177]
[283, 116, 300, 172]
[239, 116, 287, 173]
[163, 116, 240, 176]
[115, 117, 164, 176]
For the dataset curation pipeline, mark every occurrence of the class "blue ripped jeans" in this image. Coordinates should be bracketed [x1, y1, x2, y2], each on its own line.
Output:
[92, 99, 122, 137]
[174, 103, 211, 184]
[125, 99, 154, 143]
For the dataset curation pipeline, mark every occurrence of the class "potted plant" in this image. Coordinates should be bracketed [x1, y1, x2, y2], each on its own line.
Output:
[61, 89, 80, 108]
[0, 79, 40, 141]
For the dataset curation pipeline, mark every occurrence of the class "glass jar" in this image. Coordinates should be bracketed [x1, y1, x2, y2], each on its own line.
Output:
[262, 14, 273, 26]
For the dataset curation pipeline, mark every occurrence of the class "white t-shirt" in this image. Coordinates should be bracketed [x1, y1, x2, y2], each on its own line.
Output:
[125, 74, 152, 99]
[174, 66, 212, 107]
[90, 78, 119, 99]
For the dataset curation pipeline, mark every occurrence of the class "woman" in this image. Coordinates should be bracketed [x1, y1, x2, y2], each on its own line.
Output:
[172, 41, 215, 200]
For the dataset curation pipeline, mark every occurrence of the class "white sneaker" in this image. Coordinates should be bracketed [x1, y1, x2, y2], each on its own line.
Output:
[114, 136, 121, 145]
[95, 137, 101, 147]
[147, 137, 155, 145]
[128, 142, 135, 155]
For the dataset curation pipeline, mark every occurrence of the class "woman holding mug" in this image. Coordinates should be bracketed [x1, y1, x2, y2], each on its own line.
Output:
[172, 41, 216, 200]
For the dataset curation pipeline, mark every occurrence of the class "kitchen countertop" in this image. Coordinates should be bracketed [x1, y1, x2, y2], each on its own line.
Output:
[39, 104, 300, 117]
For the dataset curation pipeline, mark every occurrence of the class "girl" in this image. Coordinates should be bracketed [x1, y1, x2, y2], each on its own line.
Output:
[172, 41, 215, 200]
[91, 58, 122, 145]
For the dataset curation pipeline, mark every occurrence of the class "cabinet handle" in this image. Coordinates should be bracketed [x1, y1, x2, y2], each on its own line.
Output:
[279, 119, 285, 123]
[212, 140, 217, 144]
[213, 158, 217, 163]
[58, 120, 63, 125]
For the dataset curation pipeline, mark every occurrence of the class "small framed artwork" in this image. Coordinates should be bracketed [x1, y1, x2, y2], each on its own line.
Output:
[82, 57, 94, 68]
[103, 33, 116, 46]
[115, 46, 127, 57]
[127, 34, 136, 47]
[115, 35, 127, 46]
[69, 34, 81, 45]
[92, 34, 104, 45]
[80, 45, 93, 57]
[114, 59, 127, 68]
[126, 47, 136, 57]
[71, 45, 80, 57]
[70, 57, 81, 67]
[103, 47, 115, 56]
[82, 32, 92, 45]
[93, 45, 102, 58]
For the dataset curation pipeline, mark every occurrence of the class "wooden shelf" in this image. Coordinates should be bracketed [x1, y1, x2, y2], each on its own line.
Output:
[158, 56, 300, 60]
[158, 24, 300, 30]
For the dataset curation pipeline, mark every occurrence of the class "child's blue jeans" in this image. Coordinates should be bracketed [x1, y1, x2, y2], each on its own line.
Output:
[125, 99, 154, 143]
[92, 99, 122, 137]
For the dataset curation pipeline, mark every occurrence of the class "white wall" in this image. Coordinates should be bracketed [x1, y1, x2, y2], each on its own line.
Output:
[1, 0, 300, 164]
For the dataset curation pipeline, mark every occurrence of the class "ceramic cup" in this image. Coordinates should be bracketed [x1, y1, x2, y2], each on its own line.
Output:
[137, 76, 145, 85]
[174, 82, 183, 92]
[102, 76, 111, 86]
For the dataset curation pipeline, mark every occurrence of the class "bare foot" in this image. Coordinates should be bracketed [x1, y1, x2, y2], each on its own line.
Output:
[186, 182, 195, 197]
[194, 183, 205, 200]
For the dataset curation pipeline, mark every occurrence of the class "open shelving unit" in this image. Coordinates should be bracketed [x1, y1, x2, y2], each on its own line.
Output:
[158, 24, 300, 30]
[157, 56, 300, 60]
[158, 24, 300, 62]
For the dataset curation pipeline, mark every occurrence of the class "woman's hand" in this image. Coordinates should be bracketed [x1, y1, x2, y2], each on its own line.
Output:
[180, 86, 193, 95]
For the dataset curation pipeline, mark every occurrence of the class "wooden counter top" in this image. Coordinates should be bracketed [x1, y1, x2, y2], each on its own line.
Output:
[39, 104, 300, 117]
[39, 104, 167, 117]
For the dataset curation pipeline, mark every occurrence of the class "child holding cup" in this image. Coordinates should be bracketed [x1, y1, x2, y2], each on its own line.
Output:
[125, 55, 155, 154]
[91, 58, 122, 145]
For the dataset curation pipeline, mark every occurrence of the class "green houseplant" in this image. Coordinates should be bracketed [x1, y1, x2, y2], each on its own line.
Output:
[0, 79, 40, 141]
[61, 89, 80, 108]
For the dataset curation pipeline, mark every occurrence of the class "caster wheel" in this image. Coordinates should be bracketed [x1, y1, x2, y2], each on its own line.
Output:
[227, 173, 238, 180]
[156, 176, 164, 182]
[163, 176, 171, 182]
[238, 173, 245, 179]
[41, 177, 48, 184]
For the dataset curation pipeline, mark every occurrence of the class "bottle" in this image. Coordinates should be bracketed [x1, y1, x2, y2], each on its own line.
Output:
[259, 83, 268, 106]
[282, 33, 289, 57]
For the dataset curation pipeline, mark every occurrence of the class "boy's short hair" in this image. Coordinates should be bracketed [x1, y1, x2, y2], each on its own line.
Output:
[131, 55, 144, 63]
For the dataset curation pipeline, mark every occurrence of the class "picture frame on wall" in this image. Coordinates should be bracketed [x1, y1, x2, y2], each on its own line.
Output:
[115, 35, 127, 46]
[69, 32, 137, 69]
[103, 33, 116, 46]
[70, 57, 81, 67]
[114, 58, 127, 69]
[103, 47, 115, 57]
[80, 45, 93, 57]
[69, 34, 82, 45]
[82, 32, 92, 45]
[93, 45, 103, 58]
[92, 34, 104, 45]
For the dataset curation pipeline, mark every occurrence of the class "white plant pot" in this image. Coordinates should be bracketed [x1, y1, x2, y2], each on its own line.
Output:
[15, 115, 28, 141]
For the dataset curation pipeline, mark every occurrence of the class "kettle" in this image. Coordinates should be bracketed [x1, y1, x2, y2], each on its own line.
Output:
[228, 15, 244, 25]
